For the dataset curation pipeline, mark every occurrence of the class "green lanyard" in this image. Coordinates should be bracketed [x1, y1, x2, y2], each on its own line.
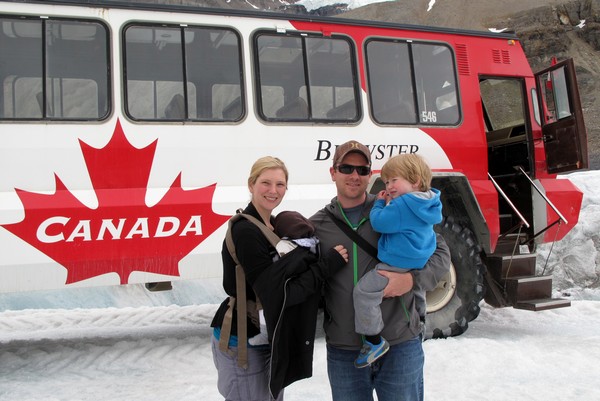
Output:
[337, 201, 367, 286]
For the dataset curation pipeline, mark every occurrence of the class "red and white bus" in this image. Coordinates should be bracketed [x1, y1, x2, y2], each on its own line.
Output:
[0, 0, 588, 337]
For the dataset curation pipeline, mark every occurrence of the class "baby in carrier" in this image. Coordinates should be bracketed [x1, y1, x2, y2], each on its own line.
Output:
[249, 210, 320, 345]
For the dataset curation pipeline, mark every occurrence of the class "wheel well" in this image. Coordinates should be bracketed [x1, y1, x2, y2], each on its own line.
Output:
[433, 173, 490, 254]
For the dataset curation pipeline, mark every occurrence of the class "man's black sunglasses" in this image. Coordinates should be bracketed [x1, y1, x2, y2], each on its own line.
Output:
[336, 164, 371, 176]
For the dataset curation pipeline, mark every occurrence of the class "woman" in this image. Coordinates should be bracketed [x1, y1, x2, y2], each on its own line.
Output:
[211, 156, 348, 400]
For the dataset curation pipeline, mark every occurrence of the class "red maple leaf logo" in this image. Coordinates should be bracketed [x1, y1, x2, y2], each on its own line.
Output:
[2, 120, 230, 284]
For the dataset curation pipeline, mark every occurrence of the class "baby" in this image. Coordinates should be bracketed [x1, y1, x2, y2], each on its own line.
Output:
[248, 210, 320, 346]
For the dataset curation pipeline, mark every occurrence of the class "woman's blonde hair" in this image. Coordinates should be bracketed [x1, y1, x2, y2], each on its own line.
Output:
[381, 154, 432, 192]
[248, 156, 289, 187]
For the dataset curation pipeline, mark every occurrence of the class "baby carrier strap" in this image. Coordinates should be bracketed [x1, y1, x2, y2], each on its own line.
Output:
[218, 210, 281, 369]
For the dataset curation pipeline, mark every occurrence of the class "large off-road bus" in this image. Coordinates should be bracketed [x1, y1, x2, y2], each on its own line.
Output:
[0, 0, 588, 338]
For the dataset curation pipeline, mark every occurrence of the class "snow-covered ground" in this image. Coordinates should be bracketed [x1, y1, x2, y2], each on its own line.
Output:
[1, 300, 599, 400]
[0, 170, 598, 400]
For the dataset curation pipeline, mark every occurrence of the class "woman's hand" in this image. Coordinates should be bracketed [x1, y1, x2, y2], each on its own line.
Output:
[333, 245, 349, 263]
[379, 270, 413, 298]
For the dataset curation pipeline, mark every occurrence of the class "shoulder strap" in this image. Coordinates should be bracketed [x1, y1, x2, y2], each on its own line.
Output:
[225, 212, 281, 263]
[220, 210, 281, 369]
[324, 208, 378, 259]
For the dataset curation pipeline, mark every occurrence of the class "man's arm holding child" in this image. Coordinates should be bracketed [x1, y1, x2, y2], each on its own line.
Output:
[380, 234, 450, 298]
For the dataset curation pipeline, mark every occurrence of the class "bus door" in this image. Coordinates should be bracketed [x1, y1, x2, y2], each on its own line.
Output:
[535, 58, 588, 174]
[481, 76, 534, 239]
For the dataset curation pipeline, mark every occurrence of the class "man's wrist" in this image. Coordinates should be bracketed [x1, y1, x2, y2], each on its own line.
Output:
[409, 271, 417, 291]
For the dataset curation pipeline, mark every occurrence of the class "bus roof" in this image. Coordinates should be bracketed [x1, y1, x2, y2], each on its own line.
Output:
[2, 0, 520, 41]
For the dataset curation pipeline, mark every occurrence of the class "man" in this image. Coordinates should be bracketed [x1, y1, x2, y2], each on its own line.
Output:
[310, 140, 450, 401]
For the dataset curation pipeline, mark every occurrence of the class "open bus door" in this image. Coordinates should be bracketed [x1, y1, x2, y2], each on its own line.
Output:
[535, 58, 588, 174]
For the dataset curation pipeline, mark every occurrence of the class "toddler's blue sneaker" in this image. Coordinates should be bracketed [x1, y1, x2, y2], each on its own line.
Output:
[354, 338, 390, 368]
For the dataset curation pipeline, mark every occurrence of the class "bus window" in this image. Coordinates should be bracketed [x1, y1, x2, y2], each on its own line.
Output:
[306, 37, 357, 120]
[531, 88, 541, 126]
[480, 78, 526, 134]
[124, 24, 243, 122]
[366, 39, 460, 126]
[187, 27, 242, 120]
[539, 66, 572, 122]
[0, 17, 109, 120]
[366, 40, 416, 124]
[413, 43, 459, 125]
[125, 26, 184, 120]
[254, 32, 359, 122]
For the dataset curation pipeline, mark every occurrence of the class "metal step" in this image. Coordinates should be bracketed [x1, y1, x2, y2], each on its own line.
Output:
[484, 245, 571, 312]
[494, 232, 528, 254]
[515, 298, 571, 311]
[505, 275, 552, 304]
[484, 253, 537, 281]
[493, 240, 521, 255]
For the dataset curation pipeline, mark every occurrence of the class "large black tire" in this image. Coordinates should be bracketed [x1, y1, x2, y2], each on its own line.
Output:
[425, 216, 486, 339]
